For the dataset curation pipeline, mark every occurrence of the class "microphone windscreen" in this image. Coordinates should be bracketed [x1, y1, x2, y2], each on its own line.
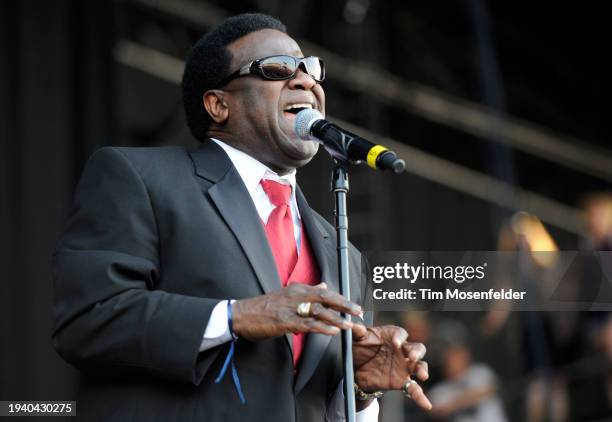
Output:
[294, 109, 324, 140]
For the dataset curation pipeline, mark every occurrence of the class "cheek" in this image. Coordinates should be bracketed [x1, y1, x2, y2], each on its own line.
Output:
[242, 86, 280, 118]
[314, 85, 326, 112]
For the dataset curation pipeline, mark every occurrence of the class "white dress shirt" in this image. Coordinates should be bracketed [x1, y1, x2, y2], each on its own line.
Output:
[199, 138, 378, 421]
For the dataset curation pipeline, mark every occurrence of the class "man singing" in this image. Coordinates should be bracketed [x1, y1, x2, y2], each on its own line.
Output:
[52, 13, 430, 421]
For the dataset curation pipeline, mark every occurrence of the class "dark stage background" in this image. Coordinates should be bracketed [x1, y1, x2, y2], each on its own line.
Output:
[1, 1, 611, 421]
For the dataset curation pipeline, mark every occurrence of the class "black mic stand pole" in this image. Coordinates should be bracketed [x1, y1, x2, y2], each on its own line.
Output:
[331, 159, 356, 422]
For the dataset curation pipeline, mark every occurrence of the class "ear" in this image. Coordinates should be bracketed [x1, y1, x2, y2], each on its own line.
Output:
[203, 90, 229, 124]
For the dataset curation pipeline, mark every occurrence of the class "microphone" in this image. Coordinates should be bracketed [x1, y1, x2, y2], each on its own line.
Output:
[295, 109, 405, 174]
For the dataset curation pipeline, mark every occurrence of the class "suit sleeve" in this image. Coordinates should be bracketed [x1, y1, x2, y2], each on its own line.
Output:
[52, 147, 220, 385]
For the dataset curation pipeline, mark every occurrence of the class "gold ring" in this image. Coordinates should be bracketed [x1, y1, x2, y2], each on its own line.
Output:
[297, 302, 312, 317]
[402, 379, 417, 398]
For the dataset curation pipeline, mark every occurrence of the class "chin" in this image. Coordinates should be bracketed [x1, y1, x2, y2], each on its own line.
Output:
[295, 153, 317, 167]
[273, 146, 317, 172]
[288, 142, 319, 162]
[278, 129, 318, 158]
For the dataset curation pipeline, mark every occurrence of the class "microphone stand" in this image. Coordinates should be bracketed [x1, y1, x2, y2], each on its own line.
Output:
[331, 159, 356, 422]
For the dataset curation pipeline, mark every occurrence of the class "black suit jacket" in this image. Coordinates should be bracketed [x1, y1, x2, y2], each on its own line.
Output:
[52, 141, 366, 421]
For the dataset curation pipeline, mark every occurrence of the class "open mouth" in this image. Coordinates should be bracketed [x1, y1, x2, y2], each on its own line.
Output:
[283, 103, 314, 120]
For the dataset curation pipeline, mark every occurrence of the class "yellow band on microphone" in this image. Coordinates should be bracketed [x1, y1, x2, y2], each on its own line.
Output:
[366, 145, 388, 169]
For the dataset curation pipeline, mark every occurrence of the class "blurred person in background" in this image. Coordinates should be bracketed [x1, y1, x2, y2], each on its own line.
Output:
[428, 322, 507, 422]
[565, 193, 612, 420]
[481, 212, 572, 422]
[481, 212, 560, 337]
[581, 192, 612, 251]
[574, 192, 612, 328]
[575, 192, 612, 314]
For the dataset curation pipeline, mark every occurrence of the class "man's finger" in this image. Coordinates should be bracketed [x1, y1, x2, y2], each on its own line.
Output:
[391, 327, 408, 349]
[403, 342, 426, 361]
[303, 285, 362, 316]
[405, 380, 432, 411]
[351, 322, 368, 339]
[309, 303, 353, 330]
[295, 317, 341, 336]
[411, 361, 429, 381]
[405, 359, 429, 381]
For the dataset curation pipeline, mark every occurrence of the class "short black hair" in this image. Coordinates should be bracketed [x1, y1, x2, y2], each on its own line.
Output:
[182, 13, 287, 141]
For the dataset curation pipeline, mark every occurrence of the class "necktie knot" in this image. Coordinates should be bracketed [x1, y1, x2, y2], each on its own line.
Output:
[261, 179, 292, 207]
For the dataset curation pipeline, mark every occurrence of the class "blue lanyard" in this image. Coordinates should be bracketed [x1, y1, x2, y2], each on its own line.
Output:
[214, 300, 246, 404]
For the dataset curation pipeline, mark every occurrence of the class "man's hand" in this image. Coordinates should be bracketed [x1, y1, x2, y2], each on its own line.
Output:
[352, 325, 432, 410]
[232, 283, 362, 340]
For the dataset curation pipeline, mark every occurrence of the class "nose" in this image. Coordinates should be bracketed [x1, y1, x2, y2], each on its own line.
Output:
[288, 66, 317, 90]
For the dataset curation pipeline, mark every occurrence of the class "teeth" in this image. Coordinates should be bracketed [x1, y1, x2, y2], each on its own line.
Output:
[284, 103, 314, 111]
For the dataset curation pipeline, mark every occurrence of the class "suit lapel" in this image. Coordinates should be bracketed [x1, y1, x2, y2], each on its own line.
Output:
[294, 187, 338, 394]
[189, 141, 282, 295]
[296, 187, 335, 290]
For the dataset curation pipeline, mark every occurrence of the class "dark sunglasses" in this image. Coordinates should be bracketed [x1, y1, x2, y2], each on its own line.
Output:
[219, 55, 325, 87]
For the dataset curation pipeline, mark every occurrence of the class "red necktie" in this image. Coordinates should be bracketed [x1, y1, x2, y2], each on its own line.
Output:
[261, 179, 298, 286]
[261, 180, 306, 367]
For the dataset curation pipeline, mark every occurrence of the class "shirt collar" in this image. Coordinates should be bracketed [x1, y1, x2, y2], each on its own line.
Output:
[210, 138, 297, 197]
